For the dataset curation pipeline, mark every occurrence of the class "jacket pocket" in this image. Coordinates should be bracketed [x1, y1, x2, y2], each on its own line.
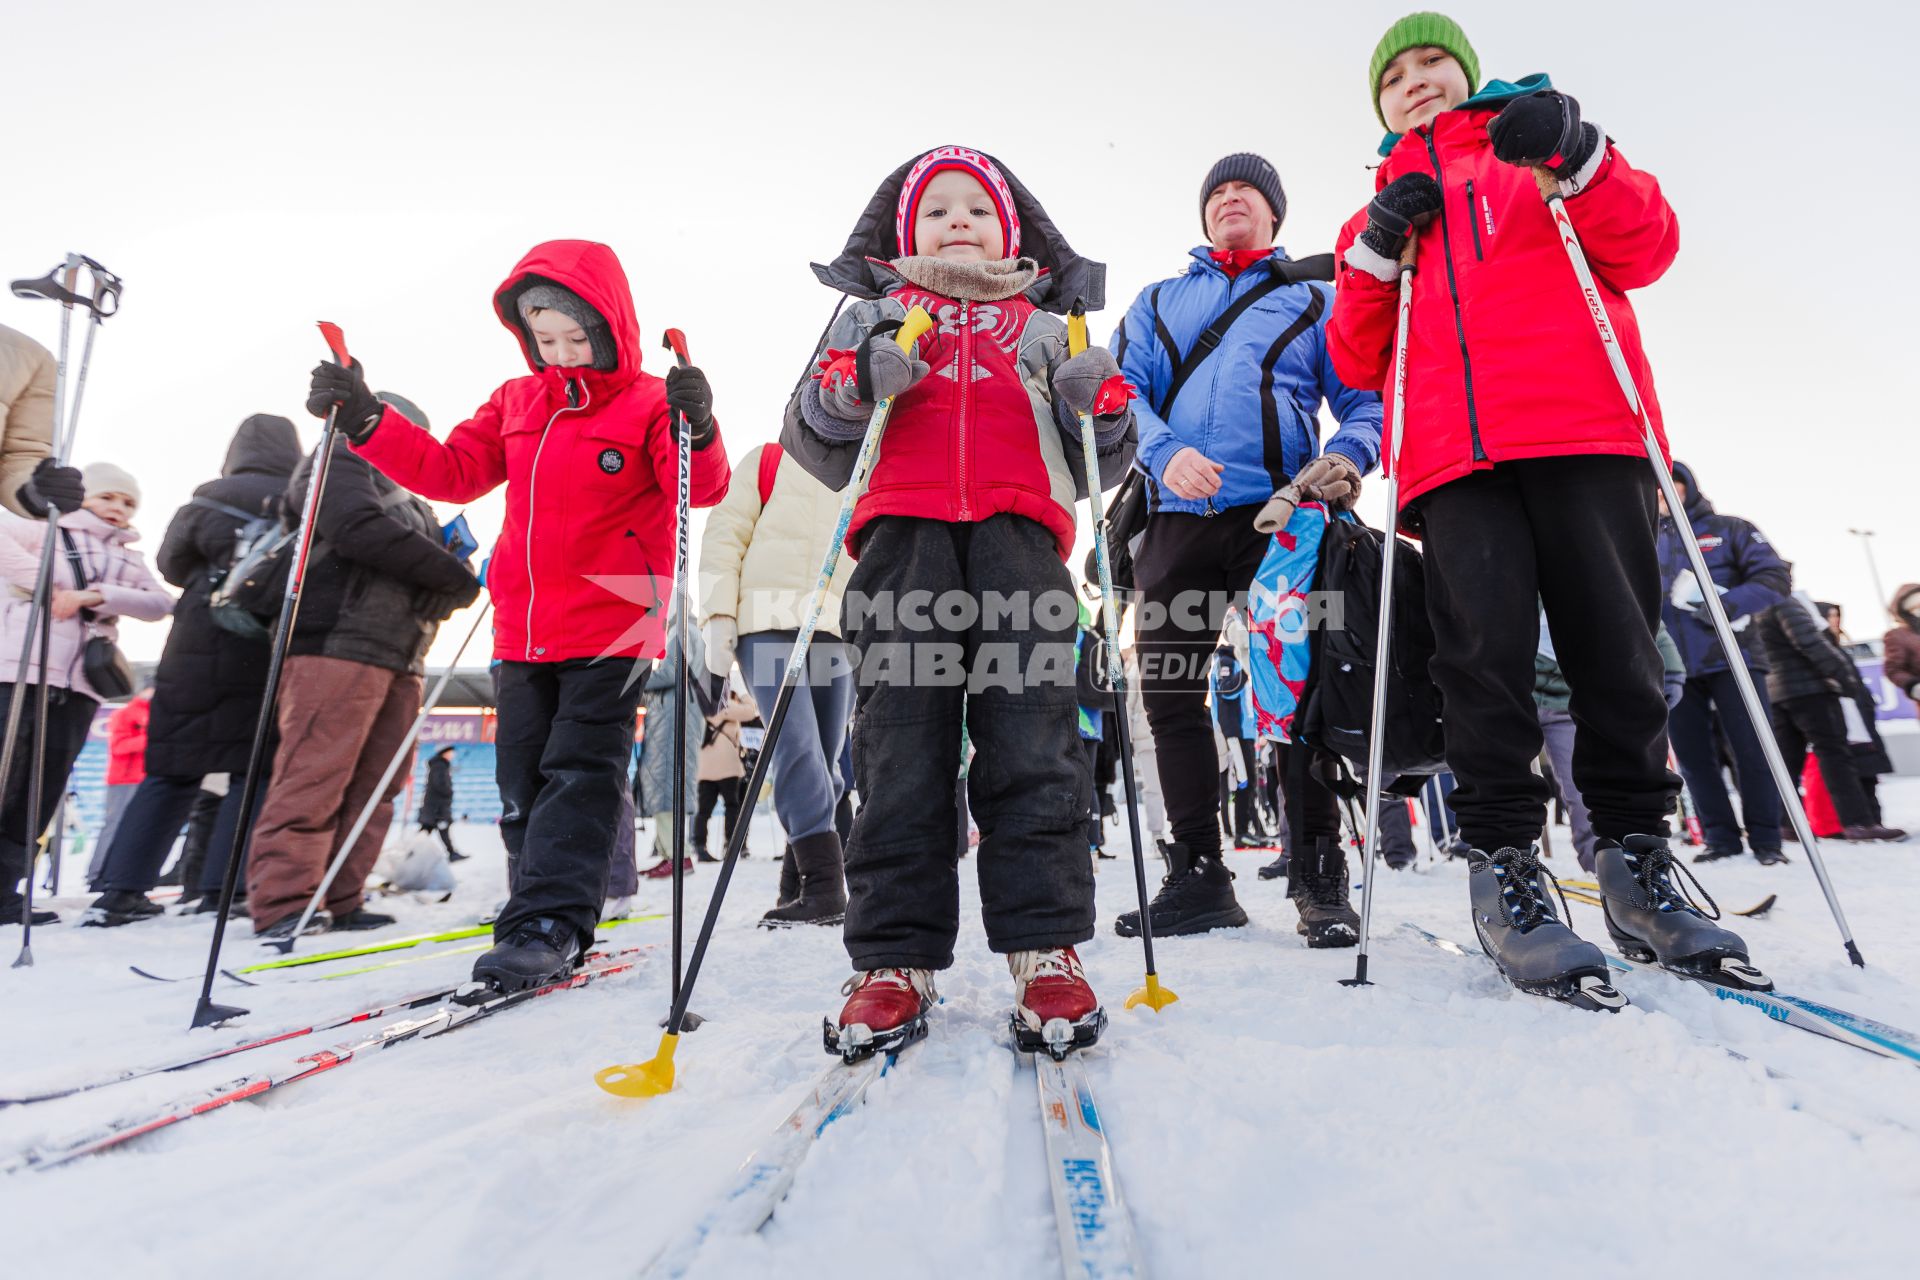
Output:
[1466, 180, 1484, 261]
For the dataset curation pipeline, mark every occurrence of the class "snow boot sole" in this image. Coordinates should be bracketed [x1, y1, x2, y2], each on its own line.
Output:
[1010, 1006, 1108, 1061]
[1297, 917, 1358, 949]
[1114, 903, 1248, 938]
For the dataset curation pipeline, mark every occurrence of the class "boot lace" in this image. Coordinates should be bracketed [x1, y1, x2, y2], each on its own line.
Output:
[841, 967, 937, 1001]
[1009, 948, 1083, 987]
[1489, 846, 1570, 933]
[1628, 842, 1721, 920]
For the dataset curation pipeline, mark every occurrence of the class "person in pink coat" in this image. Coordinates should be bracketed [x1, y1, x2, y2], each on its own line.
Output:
[0, 462, 171, 924]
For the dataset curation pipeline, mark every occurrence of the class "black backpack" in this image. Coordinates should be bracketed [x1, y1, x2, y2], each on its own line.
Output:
[1296, 518, 1446, 794]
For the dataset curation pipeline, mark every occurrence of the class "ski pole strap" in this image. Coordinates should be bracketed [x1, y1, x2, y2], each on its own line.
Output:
[9, 256, 123, 316]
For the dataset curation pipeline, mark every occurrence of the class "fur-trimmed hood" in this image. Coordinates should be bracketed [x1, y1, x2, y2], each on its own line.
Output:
[810, 148, 1105, 315]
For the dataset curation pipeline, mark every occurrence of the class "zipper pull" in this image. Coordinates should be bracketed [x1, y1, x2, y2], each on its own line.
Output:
[567, 378, 581, 409]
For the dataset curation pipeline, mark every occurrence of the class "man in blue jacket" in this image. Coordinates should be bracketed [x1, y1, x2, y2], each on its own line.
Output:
[1111, 153, 1383, 947]
[1657, 461, 1791, 864]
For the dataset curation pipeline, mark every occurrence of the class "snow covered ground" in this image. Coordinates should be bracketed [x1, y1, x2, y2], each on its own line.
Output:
[5, 785, 1920, 1280]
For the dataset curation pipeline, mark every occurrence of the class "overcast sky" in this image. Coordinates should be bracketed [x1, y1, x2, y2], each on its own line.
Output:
[5, 0, 1914, 667]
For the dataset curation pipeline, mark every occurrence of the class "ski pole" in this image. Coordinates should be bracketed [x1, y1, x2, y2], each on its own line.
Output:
[189, 322, 358, 1027]
[261, 601, 495, 953]
[1528, 166, 1864, 967]
[1067, 302, 1175, 1012]
[661, 327, 699, 1030]
[596, 304, 935, 1098]
[3, 255, 121, 964]
[1342, 236, 1418, 990]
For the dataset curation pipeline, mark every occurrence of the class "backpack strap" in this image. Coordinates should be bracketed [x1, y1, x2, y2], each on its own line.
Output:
[1154, 255, 1337, 421]
[189, 496, 259, 524]
[757, 444, 783, 506]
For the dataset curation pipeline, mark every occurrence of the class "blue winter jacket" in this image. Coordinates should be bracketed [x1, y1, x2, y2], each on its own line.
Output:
[1656, 462, 1791, 677]
[1115, 248, 1383, 515]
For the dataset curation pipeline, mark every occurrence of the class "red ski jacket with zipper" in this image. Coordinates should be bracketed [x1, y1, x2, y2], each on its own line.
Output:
[353, 240, 730, 663]
[1328, 107, 1678, 512]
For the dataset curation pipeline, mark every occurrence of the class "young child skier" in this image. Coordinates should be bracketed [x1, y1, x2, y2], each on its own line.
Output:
[1328, 14, 1770, 1006]
[307, 239, 730, 995]
[781, 145, 1137, 1059]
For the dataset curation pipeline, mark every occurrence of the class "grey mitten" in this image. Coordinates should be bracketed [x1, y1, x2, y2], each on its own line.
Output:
[1051, 348, 1122, 418]
[821, 336, 929, 421]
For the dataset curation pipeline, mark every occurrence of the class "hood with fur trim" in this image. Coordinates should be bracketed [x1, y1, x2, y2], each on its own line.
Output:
[810, 147, 1105, 316]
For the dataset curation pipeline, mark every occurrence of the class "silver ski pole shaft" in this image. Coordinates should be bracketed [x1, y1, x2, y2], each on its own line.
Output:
[264, 601, 494, 953]
[1344, 241, 1417, 989]
[1529, 166, 1862, 966]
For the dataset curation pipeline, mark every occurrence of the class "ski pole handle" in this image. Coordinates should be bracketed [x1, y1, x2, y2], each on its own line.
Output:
[895, 305, 935, 352]
[662, 328, 691, 368]
[317, 321, 351, 367]
[1067, 304, 1089, 359]
[1530, 165, 1561, 202]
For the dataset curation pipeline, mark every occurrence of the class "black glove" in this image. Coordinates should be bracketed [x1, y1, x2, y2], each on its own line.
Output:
[1347, 172, 1443, 281]
[664, 365, 716, 447]
[1487, 90, 1601, 177]
[17, 458, 85, 517]
[306, 358, 384, 444]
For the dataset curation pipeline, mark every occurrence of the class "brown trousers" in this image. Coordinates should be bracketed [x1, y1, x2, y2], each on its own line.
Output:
[247, 655, 422, 928]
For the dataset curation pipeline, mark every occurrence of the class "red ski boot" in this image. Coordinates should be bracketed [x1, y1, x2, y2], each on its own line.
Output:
[1009, 947, 1107, 1060]
[641, 856, 693, 880]
[824, 967, 936, 1062]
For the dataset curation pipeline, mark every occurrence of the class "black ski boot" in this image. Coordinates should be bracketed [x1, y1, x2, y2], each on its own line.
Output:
[255, 909, 332, 940]
[1256, 849, 1290, 881]
[1468, 845, 1625, 1012]
[760, 832, 847, 929]
[1114, 843, 1249, 938]
[79, 890, 161, 927]
[0, 900, 59, 927]
[1288, 838, 1359, 948]
[462, 916, 582, 1001]
[1596, 836, 1772, 991]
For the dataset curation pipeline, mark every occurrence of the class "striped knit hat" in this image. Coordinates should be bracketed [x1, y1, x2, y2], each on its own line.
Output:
[895, 145, 1021, 259]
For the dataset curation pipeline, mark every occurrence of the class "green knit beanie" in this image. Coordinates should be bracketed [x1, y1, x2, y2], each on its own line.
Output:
[1369, 12, 1481, 128]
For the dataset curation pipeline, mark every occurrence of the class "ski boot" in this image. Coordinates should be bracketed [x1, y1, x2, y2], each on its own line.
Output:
[1256, 849, 1290, 881]
[1595, 836, 1772, 991]
[1690, 844, 1742, 864]
[825, 967, 936, 1062]
[1468, 845, 1625, 1012]
[0, 900, 59, 927]
[1288, 837, 1359, 949]
[255, 909, 332, 940]
[78, 890, 163, 928]
[1009, 947, 1106, 1060]
[1751, 845, 1789, 866]
[331, 908, 396, 932]
[1114, 842, 1249, 938]
[460, 916, 582, 1003]
[641, 856, 693, 880]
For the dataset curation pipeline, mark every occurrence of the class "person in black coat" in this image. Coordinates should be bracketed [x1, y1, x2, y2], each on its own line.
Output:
[85, 414, 302, 926]
[418, 745, 462, 860]
[1755, 593, 1905, 843]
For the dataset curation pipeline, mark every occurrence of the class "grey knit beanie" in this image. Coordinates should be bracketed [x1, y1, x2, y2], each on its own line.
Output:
[1199, 153, 1286, 236]
[518, 283, 617, 371]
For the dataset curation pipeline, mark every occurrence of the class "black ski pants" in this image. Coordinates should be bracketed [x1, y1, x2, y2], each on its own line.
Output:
[0, 684, 96, 909]
[1416, 456, 1678, 852]
[693, 776, 743, 850]
[840, 514, 1092, 969]
[1668, 669, 1782, 852]
[492, 658, 642, 950]
[97, 771, 264, 897]
[1772, 692, 1876, 830]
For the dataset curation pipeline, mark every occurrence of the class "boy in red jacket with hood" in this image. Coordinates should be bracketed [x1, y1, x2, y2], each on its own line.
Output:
[781, 145, 1136, 1059]
[307, 239, 729, 994]
[1328, 14, 1768, 1004]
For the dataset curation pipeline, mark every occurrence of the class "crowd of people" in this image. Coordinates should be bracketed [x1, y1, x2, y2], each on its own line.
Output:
[2, 11, 1915, 1054]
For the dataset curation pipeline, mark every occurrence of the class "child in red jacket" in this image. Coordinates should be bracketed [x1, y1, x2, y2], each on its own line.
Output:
[1328, 14, 1766, 1004]
[307, 240, 729, 994]
[781, 146, 1136, 1059]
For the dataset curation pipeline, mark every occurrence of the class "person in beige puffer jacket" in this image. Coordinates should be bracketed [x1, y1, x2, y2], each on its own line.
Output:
[697, 441, 854, 927]
[1, 324, 61, 520]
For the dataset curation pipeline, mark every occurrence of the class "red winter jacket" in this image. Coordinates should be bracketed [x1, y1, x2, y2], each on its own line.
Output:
[1329, 107, 1678, 511]
[106, 693, 150, 786]
[355, 241, 730, 663]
